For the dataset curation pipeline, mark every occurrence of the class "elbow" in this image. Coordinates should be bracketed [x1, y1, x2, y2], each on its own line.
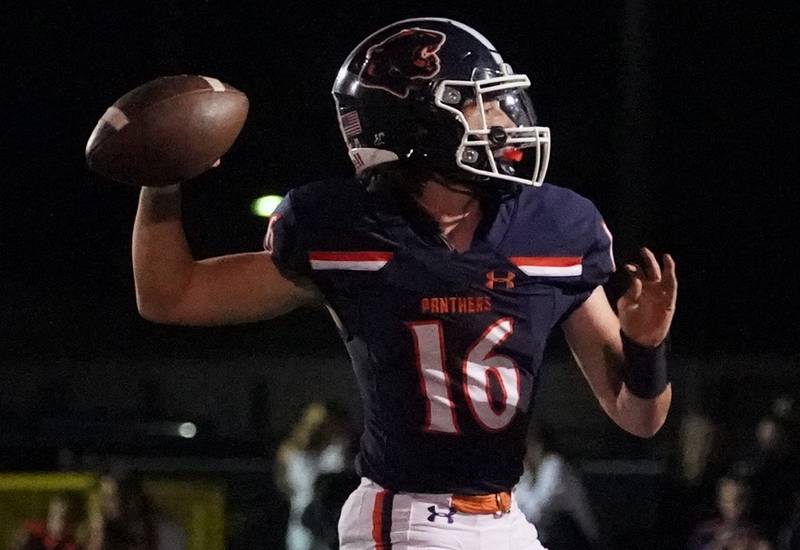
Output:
[133, 269, 196, 325]
[618, 412, 667, 439]
[136, 300, 172, 325]
[626, 415, 667, 439]
[135, 291, 183, 325]
[617, 384, 672, 439]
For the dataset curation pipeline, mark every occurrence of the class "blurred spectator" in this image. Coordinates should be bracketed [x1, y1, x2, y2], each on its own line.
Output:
[514, 422, 599, 550]
[9, 492, 86, 550]
[679, 413, 728, 497]
[275, 400, 353, 550]
[677, 413, 731, 528]
[659, 412, 730, 547]
[300, 438, 360, 550]
[86, 473, 186, 550]
[688, 474, 771, 550]
[746, 411, 800, 545]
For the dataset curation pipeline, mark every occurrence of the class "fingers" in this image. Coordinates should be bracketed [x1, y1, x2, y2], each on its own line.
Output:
[629, 247, 677, 284]
[640, 247, 662, 282]
[622, 264, 643, 303]
[662, 253, 678, 309]
[623, 248, 677, 302]
[662, 253, 677, 288]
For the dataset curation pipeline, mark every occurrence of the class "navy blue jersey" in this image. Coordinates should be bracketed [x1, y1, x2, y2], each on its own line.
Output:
[265, 178, 614, 494]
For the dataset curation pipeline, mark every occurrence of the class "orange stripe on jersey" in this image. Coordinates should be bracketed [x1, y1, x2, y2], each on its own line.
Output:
[509, 256, 582, 266]
[509, 256, 583, 277]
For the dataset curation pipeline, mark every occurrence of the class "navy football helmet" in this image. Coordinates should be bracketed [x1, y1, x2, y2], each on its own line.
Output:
[332, 18, 550, 187]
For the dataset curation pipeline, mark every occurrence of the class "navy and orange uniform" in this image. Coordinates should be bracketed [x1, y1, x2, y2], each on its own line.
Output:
[266, 178, 614, 495]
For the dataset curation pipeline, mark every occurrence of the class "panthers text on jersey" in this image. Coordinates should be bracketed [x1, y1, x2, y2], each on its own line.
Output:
[266, 178, 614, 494]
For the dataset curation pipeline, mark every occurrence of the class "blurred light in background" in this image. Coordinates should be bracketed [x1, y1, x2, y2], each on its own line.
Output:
[178, 422, 198, 439]
[251, 195, 283, 217]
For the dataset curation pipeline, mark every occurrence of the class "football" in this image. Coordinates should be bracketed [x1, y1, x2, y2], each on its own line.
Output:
[85, 74, 249, 186]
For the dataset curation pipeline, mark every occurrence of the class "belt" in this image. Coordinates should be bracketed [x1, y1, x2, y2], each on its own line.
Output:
[450, 491, 512, 514]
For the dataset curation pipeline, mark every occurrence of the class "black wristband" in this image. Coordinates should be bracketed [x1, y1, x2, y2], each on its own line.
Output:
[620, 331, 669, 399]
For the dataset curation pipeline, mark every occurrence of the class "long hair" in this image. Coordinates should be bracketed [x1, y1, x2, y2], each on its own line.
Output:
[360, 160, 520, 204]
[359, 160, 433, 197]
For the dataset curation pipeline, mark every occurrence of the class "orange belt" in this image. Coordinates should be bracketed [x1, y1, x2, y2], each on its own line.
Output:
[451, 491, 512, 514]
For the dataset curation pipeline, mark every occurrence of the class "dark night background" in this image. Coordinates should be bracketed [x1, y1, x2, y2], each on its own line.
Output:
[4, 0, 798, 357]
[2, 1, 799, 548]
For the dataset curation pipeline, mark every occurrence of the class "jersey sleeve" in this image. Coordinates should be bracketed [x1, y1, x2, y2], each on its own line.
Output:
[557, 204, 616, 322]
[581, 206, 616, 289]
[263, 191, 312, 277]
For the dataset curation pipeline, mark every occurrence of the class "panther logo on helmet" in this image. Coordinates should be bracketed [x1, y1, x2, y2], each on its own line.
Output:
[359, 28, 446, 98]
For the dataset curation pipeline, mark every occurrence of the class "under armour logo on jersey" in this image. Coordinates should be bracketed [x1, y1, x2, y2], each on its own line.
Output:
[485, 271, 516, 289]
[427, 505, 456, 523]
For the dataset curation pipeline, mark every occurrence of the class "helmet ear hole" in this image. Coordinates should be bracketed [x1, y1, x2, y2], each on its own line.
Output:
[407, 106, 466, 164]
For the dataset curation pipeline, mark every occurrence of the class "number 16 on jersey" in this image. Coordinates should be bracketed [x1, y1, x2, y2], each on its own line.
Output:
[407, 318, 522, 434]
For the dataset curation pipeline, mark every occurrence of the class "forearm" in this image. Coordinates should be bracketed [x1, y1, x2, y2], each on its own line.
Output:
[572, 343, 671, 438]
[564, 286, 672, 438]
[614, 331, 672, 436]
[132, 185, 195, 321]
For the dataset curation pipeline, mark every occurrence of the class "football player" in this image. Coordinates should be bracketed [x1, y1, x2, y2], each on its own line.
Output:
[131, 18, 677, 550]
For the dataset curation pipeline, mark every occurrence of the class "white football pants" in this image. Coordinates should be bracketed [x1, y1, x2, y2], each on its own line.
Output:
[338, 478, 547, 550]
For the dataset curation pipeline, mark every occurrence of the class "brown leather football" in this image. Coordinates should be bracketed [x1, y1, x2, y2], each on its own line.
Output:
[85, 74, 249, 186]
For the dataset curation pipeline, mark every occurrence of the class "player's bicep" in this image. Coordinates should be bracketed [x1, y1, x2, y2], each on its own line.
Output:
[171, 251, 322, 325]
[561, 286, 624, 408]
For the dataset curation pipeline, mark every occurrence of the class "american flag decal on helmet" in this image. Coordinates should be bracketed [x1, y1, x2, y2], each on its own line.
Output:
[341, 110, 363, 137]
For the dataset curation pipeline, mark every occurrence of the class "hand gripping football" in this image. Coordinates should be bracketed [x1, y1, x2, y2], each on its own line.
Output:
[85, 74, 249, 186]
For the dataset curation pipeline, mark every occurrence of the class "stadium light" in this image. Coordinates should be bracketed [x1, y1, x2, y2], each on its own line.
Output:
[251, 195, 284, 217]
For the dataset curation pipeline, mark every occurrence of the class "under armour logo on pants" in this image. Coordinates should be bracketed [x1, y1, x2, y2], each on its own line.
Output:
[427, 505, 456, 523]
